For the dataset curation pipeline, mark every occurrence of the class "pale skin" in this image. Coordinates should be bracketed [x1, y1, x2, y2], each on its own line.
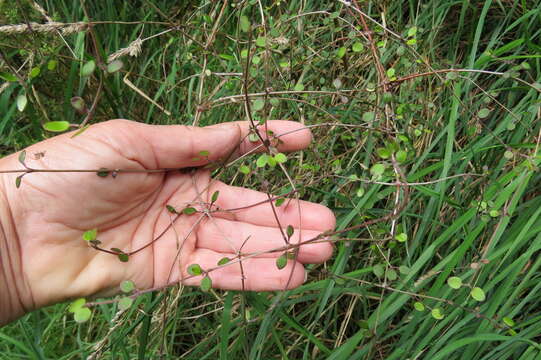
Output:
[0, 119, 335, 325]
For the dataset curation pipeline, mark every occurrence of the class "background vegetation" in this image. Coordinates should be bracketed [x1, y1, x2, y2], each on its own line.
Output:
[1, 0, 541, 359]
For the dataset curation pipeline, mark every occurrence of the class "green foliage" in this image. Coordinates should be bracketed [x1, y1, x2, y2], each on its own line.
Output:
[187, 264, 202, 276]
[3, 1, 541, 358]
[43, 121, 70, 132]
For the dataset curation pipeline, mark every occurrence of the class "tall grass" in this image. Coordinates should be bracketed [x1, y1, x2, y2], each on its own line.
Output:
[1, 0, 541, 359]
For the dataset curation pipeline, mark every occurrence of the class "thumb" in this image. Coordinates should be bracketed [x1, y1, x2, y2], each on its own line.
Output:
[134, 121, 241, 169]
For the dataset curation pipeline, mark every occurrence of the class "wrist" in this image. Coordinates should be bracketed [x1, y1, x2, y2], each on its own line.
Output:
[0, 157, 33, 325]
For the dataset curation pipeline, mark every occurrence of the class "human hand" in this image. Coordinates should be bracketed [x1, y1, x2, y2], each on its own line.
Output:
[0, 119, 335, 324]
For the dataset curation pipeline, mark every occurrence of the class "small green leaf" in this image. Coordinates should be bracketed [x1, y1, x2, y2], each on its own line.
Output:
[447, 276, 462, 289]
[239, 165, 250, 174]
[200, 276, 212, 291]
[399, 265, 410, 274]
[118, 253, 129, 262]
[166, 205, 177, 214]
[294, 82, 304, 91]
[253, 99, 265, 111]
[106, 60, 123, 73]
[29, 67, 41, 78]
[372, 264, 384, 278]
[370, 163, 386, 177]
[386, 68, 396, 78]
[275, 198, 285, 207]
[187, 264, 202, 276]
[431, 308, 444, 320]
[18, 150, 26, 165]
[407, 26, 417, 38]
[267, 156, 277, 167]
[81, 60, 96, 77]
[504, 150, 514, 159]
[376, 147, 391, 159]
[83, 229, 98, 242]
[286, 225, 294, 238]
[362, 112, 375, 122]
[68, 298, 86, 313]
[386, 269, 397, 281]
[96, 168, 110, 177]
[336, 46, 347, 58]
[503, 317, 515, 327]
[470, 287, 486, 301]
[255, 36, 266, 47]
[118, 297, 133, 310]
[15, 175, 23, 188]
[16, 94, 28, 112]
[352, 42, 364, 52]
[182, 207, 197, 215]
[446, 72, 458, 80]
[120, 280, 135, 293]
[211, 190, 220, 203]
[356, 187, 365, 197]
[478, 108, 490, 119]
[43, 121, 70, 132]
[256, 154, 269, 168]
[395, 150, 407, 163]
[240, 15, 250, 32]
[217, 257, 230, 266]
[274, 153, 287, 163]
[489, 209, 500, 217]
[74, 307, 91, 323]
[395, 233, 408, 243]
[413, 302, 425, 311]
[47, 60, 58, 71]
[0, 72, 17, 82]
[276, 254, 288, 269]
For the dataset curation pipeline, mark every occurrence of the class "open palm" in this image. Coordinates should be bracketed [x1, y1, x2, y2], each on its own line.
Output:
[0, 119, 335, 314]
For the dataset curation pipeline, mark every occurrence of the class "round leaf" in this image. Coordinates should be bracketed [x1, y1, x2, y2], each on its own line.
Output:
[276, 254, 287, 270]
[372, 264, 384, 278]
[43, 121, 70, 132]
[120, 280, 135, 293]
[274, 153, 287, 163]
[352, 42, 364, 52]
[253, 99, 265, 111]
[386, 269, 398, 281]
[395, 233, 408, 243]
[16, 94, 27, 112]
[478, 108, 490, 119]
[256, 154, 268, 168]
[447, 276, 462, 289]
[118, 297, 133, 310]
[239, 165, 250, 174]
[81, 60, 96, 77]
[413, 302, 425, 311]
[255, 36, 266, 47]
[187, 264, 202, 276]
[74, 307, 91, 323]
[370, 163, 385, 177]
[68, 298, 86, 313]
[107, 60, 123, 73]
[470, 287, 486, 301]
[200, 276, 212, 291]
[240, 15, 250, 32]
[431, 308, 444, 320]
[83, 229, 98, 242]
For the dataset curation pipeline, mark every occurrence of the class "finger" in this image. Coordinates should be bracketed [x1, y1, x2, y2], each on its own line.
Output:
[183, 249, 306, 291]
[196, 218, 333, 263]
[130, 120, 311, 169]
[208, 181, 336, 231]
